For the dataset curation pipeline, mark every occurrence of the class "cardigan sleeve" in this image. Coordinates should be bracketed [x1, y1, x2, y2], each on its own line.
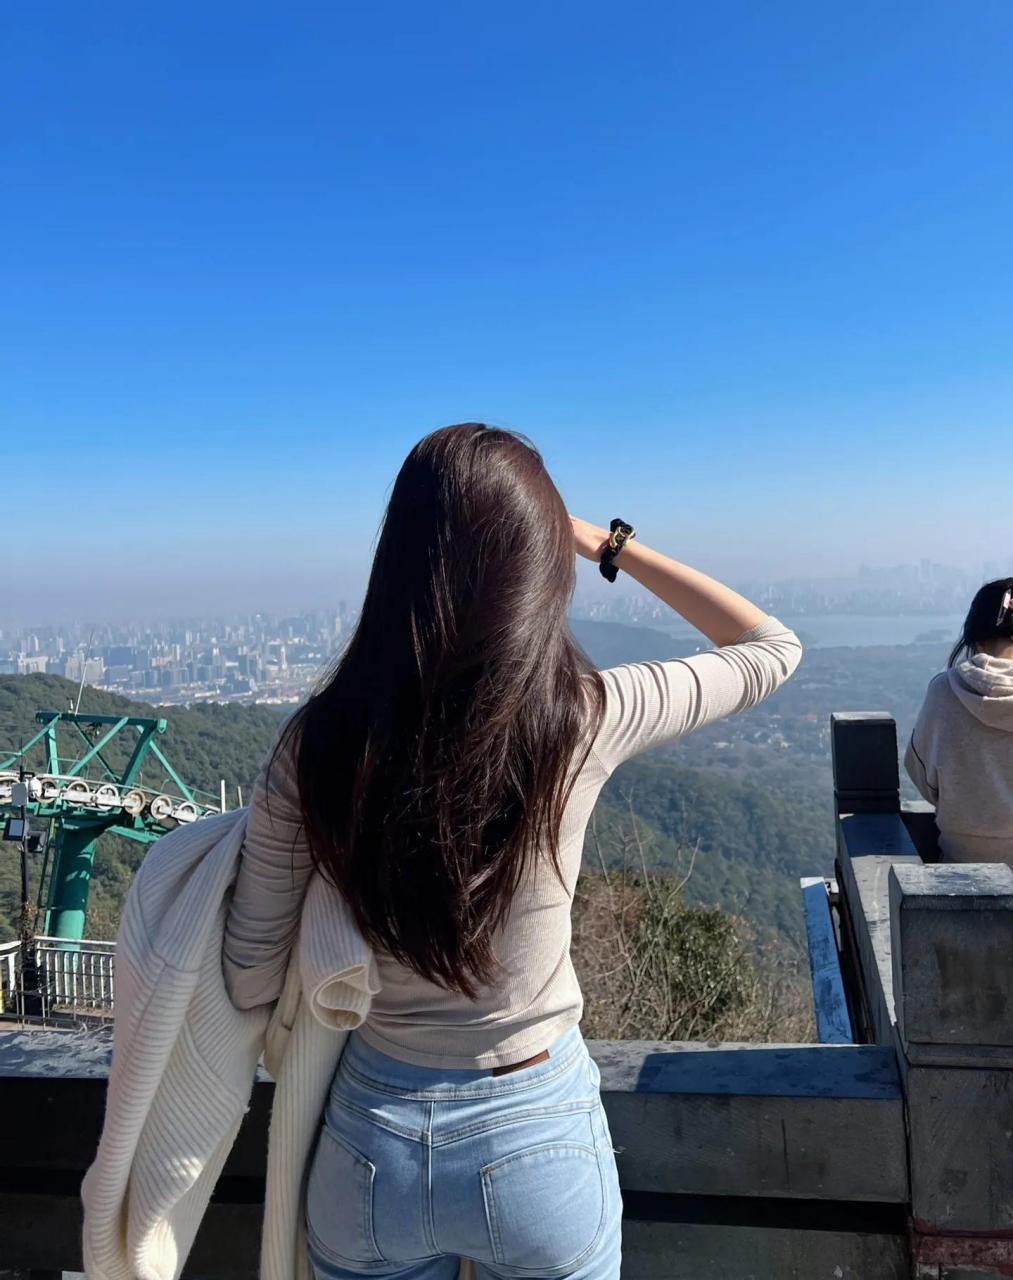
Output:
[223, 735, 316, 1010]
[590, 616, 802, 773]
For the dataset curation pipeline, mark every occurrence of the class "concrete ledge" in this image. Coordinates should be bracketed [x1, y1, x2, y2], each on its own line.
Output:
[593, 1039, 906, 1201]
[622, 1215, 909, 1280]
[0, 1031, 909, 1205]
[831, 712, 900, 815]
[908, 1064, 1013, 1235]
[835, 812, 923, 1052]
[890, 863, 1013, 1054]
[0, 1189, 259, 1278]
[832, 732, 1013, 1244]
[0, 1189, 911, 1280]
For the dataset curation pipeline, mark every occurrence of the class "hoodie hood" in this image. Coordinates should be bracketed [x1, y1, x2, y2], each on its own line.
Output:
[949, 653, 1013, 731]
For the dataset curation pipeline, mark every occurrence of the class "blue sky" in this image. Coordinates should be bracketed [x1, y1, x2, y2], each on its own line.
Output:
[4, 1, 1012, 621]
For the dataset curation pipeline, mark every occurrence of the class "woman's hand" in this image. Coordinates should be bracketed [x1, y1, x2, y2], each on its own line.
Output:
[569, 515, 610, 562]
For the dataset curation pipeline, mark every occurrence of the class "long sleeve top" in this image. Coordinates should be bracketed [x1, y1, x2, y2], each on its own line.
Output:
[224, 616, 802, 1067]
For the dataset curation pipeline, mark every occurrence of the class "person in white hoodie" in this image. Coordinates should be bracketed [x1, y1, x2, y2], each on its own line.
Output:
[905, 577, 1013, 864]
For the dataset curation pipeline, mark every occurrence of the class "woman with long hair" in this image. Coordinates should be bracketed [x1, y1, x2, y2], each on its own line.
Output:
[224, 423, 802, 1279]
[906, 577, 1013, 864]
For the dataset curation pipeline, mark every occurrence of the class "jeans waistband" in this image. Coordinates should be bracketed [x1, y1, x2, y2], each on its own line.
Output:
[337, 1024, 587, 1100]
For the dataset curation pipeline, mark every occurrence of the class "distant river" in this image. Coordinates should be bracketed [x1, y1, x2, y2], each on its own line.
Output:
[780, 613, 965, 650]
[658, 613, 965, 651]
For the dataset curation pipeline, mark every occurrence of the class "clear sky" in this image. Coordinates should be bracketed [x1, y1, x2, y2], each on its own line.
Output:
[4, 1, 1012, 622]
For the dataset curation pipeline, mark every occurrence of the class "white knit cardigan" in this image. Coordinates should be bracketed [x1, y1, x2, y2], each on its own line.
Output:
[81, 808, 380, 1280]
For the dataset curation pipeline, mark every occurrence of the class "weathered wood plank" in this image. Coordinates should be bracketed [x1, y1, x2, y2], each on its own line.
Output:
[890, 863, 1013, 1053]
[800, 877, 854, 1044]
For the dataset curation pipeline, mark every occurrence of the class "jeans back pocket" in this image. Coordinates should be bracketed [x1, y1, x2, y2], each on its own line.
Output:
[481, 1137, 606, 1274]
[306, 1125, 385, 1266]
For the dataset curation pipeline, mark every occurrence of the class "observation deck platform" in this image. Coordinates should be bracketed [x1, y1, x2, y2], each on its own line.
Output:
[0, 713, 1010, 1279]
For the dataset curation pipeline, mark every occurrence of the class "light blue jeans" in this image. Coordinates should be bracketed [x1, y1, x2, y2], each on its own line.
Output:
[306, 1025, 623, 1279]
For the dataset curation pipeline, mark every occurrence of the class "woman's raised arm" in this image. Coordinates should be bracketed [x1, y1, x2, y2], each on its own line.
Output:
[571, 516, 768, 644]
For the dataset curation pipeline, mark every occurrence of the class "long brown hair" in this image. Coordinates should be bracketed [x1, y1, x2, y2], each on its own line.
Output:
[278, 424, 604, 996]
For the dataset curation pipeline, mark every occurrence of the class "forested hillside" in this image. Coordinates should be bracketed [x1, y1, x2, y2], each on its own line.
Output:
[597, 757, 830, 942]
[0, 672, 828, 945]
[0, 675, 281, 798]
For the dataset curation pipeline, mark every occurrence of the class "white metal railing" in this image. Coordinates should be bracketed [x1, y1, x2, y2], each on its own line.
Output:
[0, 940, 19, 1015]
[34, 936, 117, 1016]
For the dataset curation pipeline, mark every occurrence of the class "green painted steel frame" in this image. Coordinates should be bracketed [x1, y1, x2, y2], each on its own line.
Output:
[1, 709, 203, 940]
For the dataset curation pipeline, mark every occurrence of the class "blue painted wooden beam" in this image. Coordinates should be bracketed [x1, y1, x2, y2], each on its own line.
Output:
[801, 876, 855, 1045]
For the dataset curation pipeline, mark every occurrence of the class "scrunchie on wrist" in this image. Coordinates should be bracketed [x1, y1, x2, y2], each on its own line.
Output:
[599, 519, 636, 583]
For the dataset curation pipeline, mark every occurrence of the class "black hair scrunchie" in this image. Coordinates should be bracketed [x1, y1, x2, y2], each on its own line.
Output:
[599, 519, 636, 582]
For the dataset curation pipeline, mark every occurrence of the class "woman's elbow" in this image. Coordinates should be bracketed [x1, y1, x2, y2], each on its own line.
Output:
[772, 633, 804, 687]
[785, 631, 804, 672]
[224, 962, 282, 1011]
[222, 940, 284, 1010]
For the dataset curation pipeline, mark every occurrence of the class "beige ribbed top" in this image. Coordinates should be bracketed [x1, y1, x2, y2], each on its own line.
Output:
[224, 617, 801, 1067]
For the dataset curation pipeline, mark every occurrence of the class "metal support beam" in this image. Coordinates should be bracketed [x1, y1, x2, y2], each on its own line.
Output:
[34, 711, 168, 731]
[147, 739, 196, 803]
[70, 720, 120, 782]
[45, 825, 105, 941]
[65, 718, 128, 778]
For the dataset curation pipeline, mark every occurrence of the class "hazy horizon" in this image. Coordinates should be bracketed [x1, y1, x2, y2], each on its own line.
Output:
[6, 2, 1013, 622]
[1, 555, 1000, 632]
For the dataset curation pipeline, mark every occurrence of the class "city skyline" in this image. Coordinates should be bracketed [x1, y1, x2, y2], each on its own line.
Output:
[3, 553, 1001, 642]
[6, 2, 1013, 620]
[1, 555, 985, 712]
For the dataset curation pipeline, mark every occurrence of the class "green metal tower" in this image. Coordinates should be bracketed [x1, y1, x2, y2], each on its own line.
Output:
[1, 709, 220, 940]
